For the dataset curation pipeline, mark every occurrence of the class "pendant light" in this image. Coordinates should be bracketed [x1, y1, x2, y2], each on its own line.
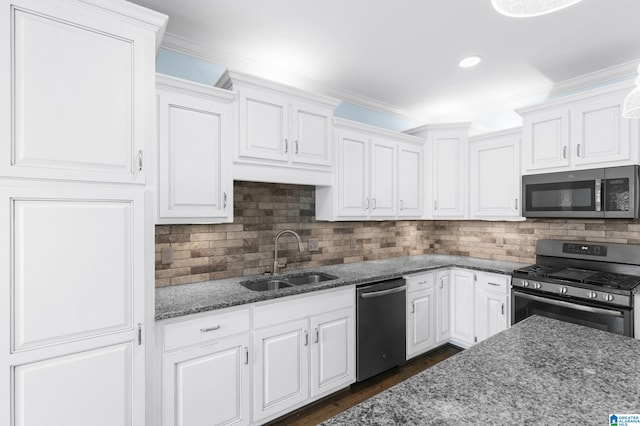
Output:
[491, 0, 583, 17]
[623, 64, 640, 119]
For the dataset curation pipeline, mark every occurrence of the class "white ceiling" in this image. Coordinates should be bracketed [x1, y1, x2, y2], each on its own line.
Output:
[131, 0, 640, 129]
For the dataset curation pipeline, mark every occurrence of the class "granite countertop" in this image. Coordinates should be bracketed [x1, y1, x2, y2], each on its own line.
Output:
[155, 254, 527, 320]
[322, 315, 640, 425]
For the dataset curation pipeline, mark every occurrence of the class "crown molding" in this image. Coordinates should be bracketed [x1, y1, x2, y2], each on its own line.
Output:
[160, 32, 422, 121]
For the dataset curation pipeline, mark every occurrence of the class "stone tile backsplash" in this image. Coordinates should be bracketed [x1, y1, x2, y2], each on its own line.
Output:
[155, 181, 640, 287]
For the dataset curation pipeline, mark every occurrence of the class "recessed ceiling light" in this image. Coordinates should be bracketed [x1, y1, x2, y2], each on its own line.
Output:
[458, 56, 482, 68]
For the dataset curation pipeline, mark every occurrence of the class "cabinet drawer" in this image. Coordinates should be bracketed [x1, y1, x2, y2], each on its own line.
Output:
[405, 272, 435, 293]
[164, 307, 250, 352]
[477, 273, 509, 294]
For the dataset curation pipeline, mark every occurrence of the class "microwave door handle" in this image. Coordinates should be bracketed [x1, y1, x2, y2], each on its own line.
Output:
[595, 178, 602, 212]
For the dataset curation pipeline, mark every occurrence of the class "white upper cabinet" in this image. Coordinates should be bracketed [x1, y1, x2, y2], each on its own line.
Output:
[217, 70, 340, 186]
[469, 128, 522, 220]
[0, 0, 166, 184]
[397, 143, 423, 217]
[156, 74, 234, 224]
[407, 123, 481, 219]
[519, 81, 639, 174]
[316, 119, 424, 221]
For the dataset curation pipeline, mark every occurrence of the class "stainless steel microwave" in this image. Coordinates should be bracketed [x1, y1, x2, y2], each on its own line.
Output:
[522, 165, 639, 218]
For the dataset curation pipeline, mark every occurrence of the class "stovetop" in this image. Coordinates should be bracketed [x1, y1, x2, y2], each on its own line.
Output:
[513, 264, 640, 292]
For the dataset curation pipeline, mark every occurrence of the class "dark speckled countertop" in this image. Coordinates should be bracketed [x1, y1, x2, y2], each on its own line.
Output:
[155, 254, 526, 320]
[322, 315, 640, 425]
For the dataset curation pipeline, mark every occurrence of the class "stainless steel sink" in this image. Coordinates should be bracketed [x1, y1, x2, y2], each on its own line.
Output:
[240, 280, 292, 291]
[239, 272, 337, 291]
[285, 272, 337, 286]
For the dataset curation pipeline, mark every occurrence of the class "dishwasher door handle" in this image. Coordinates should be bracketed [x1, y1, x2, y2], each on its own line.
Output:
[360, 285, 406, 299]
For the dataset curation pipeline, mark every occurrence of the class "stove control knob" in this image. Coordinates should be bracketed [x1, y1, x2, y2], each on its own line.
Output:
[533, 282, 541, 289]
[603, 294, 614, 302]
[587, 291, 598, 299]
[522, 280, 529, 288]
[559, 286, 568, 294]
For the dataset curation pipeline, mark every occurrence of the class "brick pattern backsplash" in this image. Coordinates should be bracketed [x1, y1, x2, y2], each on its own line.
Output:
[155, 181, 434, 287]
[432, 219, 640, 264]
[155, 181, 640, 287]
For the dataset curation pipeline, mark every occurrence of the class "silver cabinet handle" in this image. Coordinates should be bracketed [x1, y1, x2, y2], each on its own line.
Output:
[372, 198, 377, 209]
[304, 330, 308, 346]
[244, 347, 249, 365]
[200, 325, 221, 333]
[137, 150, 143, 172]
[576, 143, 581, 157]
[488, 282, 501, 287]
[284, 139, 288, 153]
[137, 323, 142, 345]
[562, 146, 567, 159]
[434, 200, 438, 211]
[223, 192, 228, 208]
[501, 303, 505, 315]
[400, 200, 404, 210]
[314, 328, 319, 344]
[295, 140, 299, 154]
[365, 198, 370, 210]
[439, 279, 443, 289]
[411, 301, 415, 314]
[515, 198, 518, 210]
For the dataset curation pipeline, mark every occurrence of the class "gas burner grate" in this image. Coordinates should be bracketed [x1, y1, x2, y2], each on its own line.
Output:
[586, 272, 640, 290]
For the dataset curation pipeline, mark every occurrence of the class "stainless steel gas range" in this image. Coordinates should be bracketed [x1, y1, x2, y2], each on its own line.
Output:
[511, 240, 640, 337]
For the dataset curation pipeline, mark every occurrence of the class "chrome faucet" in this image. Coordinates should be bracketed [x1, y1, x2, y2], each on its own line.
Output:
[273, 230, 305, 275]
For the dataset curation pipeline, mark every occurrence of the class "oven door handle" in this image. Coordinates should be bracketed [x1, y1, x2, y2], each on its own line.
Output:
[516, 292, 623, 317]
[360, 286, 406, 298]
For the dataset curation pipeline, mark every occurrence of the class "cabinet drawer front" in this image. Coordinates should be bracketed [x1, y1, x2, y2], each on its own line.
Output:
[478, 273, 509, 294]
[405, 272, 435, 293]
[164, 308, 250, 352]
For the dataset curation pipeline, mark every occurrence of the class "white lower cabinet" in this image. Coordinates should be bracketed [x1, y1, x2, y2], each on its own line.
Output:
[163, 334, 250, 426]
[405, 273, 436, 359]
[158, 307, 251, 426]
[450, 269, 476, 348]
[252, 288, 355, 424]
[474, 272, 510, 343]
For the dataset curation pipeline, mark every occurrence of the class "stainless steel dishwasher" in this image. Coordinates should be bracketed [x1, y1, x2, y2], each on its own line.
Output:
[356, 278, 406, 382]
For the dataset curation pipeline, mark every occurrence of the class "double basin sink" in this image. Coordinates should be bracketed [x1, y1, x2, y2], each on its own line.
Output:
[240, 272, 337, 291]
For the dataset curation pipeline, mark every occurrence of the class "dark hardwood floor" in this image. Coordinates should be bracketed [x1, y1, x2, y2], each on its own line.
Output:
[267, 344, 462, 426]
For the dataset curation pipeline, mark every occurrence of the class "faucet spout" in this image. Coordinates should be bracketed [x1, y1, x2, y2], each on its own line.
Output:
[273, 230, 304, 275]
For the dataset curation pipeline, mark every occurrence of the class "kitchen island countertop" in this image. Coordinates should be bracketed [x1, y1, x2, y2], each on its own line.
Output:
[322, 315, 640, 425]
[155, 254, 526, 320]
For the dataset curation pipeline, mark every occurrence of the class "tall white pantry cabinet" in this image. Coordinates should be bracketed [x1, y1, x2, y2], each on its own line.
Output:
[0, 1, 167, 425]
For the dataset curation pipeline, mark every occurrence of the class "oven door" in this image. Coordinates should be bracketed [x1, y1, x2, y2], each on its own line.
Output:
[512, 288, 633, 337]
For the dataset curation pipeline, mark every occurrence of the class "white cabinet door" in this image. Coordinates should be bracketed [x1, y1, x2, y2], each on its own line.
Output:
[163, 334, 250, 426]
[432, 135, 466, 218]
[475, 290, 508, 344]
[398, 144, 423, 217]
[436, 270, 451, 344]
[337, 130, 370, 217]
[370, 139, 396, 217]
[237, 87, 289, 163]
[572, 95, 632, 167]
[157, 81, 232, 223]
[291, 102, 332, 166]
[450, 269, 475, 348]
[469, 130, 521, 219]
[522, 109, 570, 172]
[310, 308, 355, 398]
[407, 288, 436, 359]
[253, 319, 309, 423]
[1, 0, 154, 184]
[1, 186, 146, 426]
